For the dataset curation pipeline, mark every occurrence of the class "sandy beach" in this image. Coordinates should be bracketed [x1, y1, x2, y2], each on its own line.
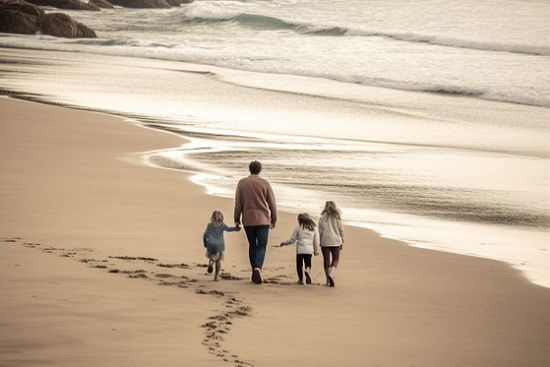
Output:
[1, 96, 550, 366]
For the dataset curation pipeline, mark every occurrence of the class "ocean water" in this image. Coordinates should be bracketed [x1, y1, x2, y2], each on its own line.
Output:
[3, 0, 550, 106]
[1, 0, 549, 286]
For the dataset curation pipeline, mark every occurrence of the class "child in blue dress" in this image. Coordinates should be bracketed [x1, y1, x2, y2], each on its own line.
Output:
[203, 210, 240, 281]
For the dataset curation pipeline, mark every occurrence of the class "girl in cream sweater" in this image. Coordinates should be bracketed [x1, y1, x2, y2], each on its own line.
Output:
[318, 201, 344, 287]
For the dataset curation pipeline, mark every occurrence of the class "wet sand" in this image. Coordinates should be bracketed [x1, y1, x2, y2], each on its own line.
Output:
[1, 97, 549, 366]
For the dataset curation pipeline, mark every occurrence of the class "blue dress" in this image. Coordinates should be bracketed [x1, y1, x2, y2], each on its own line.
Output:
[203, 223, 239, 260]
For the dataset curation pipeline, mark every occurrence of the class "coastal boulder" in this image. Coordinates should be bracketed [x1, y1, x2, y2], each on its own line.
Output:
[0, 0, 97, 37]
[0, 0, 42, 16]
[0, 0, 43, 34]
[41, 12, 96, 37]
[74, 17, 95, 37]
[89, 0, 112, 8]
[26, 0, 100, 11]
[109, 0, 169, 8]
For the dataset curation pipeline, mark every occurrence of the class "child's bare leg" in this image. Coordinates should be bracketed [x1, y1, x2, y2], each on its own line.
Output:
[214, 260, 221, 281]
[328, 246, 340, 286]
[327, 266, 335, 287]
[322, 247, 331, 285]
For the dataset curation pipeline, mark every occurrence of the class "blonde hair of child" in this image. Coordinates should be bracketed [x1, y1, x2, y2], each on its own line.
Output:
[321, 201, 341, 220]
[210, 210, 224, 225]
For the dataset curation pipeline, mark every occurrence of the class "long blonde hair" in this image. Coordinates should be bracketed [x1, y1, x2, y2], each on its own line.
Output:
[321, 201, 341, 220]
[210, 210, 224, 226]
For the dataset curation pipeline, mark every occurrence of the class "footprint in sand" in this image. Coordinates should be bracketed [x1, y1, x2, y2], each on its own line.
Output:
[2, 238, 21, 243]
[129, 273, 148, 279]
[109, 255, 159, 262]
[157, 263, 189, 269]
[220, 272, 245, 281]
[23, 242, 40, 248]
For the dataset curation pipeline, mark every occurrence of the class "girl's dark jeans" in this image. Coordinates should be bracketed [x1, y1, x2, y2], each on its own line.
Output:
[296, 254, 312, 282]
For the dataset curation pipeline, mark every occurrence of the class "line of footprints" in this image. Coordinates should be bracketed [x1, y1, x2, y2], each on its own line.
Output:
[2, 237, 259, 367]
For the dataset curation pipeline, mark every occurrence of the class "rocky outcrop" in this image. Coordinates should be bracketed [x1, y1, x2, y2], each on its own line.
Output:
[109, 0, 169, 8]
[0, 0, 96, 37]
[26, 0, 100, 11]
[0, 0, 42, 33]
[41, 12, 96, 37]
[89, 0, 112, 8]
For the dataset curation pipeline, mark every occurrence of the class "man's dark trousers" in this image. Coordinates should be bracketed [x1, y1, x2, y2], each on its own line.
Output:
[244, 225, 270, 270]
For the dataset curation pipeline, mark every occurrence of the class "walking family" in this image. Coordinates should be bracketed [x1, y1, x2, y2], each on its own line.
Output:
[202, 160, 344, 287]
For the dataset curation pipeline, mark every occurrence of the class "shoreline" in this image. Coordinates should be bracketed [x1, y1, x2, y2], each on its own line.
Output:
[4, 89, 546, 290]
[1, 46, 549, 289]
[1, 48, 549, 289]
[2, 97, 550, 366]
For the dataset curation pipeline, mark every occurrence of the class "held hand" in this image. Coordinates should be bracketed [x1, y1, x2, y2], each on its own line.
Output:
[314, 252, 319, 256]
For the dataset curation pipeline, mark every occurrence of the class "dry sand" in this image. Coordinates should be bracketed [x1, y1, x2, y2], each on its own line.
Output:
[1, 97, 549, 366]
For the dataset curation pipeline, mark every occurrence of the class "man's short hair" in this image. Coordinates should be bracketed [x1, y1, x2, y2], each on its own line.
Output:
[249, 161, 262, 175]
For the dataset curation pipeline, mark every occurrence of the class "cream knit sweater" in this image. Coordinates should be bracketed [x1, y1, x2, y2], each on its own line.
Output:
[318, 214, 344, 247]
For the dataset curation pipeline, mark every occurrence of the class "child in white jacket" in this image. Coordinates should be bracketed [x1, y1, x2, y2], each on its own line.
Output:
[280, 213, 320, 284]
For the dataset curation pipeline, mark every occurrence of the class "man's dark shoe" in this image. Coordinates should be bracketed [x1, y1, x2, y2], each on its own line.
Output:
[252, 268, 263, 284]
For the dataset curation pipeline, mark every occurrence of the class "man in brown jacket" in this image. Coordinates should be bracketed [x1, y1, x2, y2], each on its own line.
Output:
[234, 161, 277, 284]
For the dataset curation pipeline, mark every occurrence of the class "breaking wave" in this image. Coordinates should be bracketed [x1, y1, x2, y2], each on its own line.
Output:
[180, 5, 550, 56]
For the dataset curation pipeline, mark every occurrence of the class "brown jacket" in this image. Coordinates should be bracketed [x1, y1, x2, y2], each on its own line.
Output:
[234, 175, 277, 227]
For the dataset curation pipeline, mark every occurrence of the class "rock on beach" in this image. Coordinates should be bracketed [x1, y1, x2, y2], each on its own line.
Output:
[0, 0, 97, 38]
